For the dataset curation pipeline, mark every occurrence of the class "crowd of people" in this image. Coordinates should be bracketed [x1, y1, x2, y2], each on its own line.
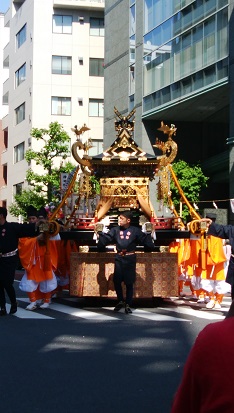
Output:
[2, 204, 234, 409]
[1, 207, 234, 317]
[0, 205, 73, 316]
[170, 213, 232, 309]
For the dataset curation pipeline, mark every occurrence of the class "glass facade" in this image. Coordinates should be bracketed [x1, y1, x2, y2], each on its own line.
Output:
[142, 0, 228, 113]
[129, 1, 136, 108]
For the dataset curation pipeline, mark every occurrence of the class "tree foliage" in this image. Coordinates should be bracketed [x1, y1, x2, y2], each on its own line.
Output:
[170, 160, 209, 220]
[9, 122, 76, 218]
[9, 189, 46, 219]
[25, 122, 74, 201]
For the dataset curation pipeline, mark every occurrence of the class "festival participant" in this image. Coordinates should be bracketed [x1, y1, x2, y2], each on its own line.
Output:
[18, 207, 59, 310]
[0, 206, 38, 316]
[171, 313, 234, 412]
[199, 213, 231, 308]
[96, 210, 155, 313]
[169, 238, 191, 297]
[201, 215, 234, 301]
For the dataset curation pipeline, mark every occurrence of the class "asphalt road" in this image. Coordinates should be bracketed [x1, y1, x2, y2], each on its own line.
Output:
[0, 280, 230, 413]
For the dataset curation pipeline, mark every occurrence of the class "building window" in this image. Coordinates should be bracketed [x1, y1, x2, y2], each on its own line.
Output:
[14, 142, 25, 163]
[88, 140, 103, 156]
[15, 103, 25, 125]
[3, 165, 7, 185]
[129, 94, 135, 111]
[89, 58, 104, 76]
[16, 24, 26, 49]
[52, 56, 72, 75]
[90, 18, 104, 36]
[4, 130, 8, 149]
[89, 99, 104, 117]
[51, 97, 71, 116]
[14, 182, 23, 196]
[53, 15, 72, 34]
[15, 63, 26, 87]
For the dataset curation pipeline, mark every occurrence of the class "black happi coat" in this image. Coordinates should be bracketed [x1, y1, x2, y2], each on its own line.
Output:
[208, 222, 234, 286]
[97, 225, 155, 284]
[0, 222, 37, 282]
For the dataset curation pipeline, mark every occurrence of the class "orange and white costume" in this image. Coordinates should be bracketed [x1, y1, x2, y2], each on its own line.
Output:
[18, 235, 59, 309]
[200, 235, 231, 309]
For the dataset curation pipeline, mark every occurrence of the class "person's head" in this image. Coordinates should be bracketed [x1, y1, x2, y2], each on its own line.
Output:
[118, 210, 132, 228]
[26, 205, 38, 224]
[37, 207, 48, 220]
[0, 207, 7, 221]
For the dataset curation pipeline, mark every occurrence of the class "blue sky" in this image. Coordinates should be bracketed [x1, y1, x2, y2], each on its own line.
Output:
[0, 0, 10, 13]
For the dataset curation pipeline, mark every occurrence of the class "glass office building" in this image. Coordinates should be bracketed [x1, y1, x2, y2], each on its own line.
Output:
[142, 0, 228, 114]
[105, 1, 234, 215]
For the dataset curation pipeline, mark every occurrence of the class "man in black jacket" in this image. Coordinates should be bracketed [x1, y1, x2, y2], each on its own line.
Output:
[96, 210, 155, 313]
[0, 207, 38, 316]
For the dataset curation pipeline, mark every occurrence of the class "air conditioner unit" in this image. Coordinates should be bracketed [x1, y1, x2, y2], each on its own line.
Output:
[78, 97, 83, 106]
[79, 16, 84, 22]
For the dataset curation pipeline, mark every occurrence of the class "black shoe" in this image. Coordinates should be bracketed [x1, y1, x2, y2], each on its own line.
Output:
[114, 301, 125, 312]
[10, 302, 18, 315]
[125, 304, 132, 314]
[0, 308, 7, 316]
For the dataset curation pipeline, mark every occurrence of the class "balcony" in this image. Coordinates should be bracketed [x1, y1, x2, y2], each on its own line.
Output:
[2, 78, 9, 97]
[53, 0, 105, 11]
[3, 42, 9, 63]
[4, 7, 11, 27]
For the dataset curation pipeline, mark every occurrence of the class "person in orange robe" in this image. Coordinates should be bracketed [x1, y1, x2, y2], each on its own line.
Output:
[169, 238, 191, 297]
[200, 213, 230, 309]
[18, 206, 59, 310]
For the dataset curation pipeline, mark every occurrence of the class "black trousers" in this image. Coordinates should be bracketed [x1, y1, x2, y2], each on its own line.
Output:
[113, 255, 136, 305]
[0, 279, 16, 308]
[113, 278, 134, 305]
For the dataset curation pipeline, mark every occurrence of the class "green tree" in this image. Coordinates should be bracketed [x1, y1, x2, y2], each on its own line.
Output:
[170, 160, 209, 220]
[25, 122, 74, 201]
[9, 122, 76, 218]
[9, 189, 46, 219]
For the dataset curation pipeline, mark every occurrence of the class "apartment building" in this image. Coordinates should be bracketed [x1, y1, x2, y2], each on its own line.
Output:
[104, 0, 234, 218]
[1, 0, 104, 218]
[0, 12, 9, 196]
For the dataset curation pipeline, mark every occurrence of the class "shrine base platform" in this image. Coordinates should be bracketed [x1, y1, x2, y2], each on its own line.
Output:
[70, 252, 178, 298]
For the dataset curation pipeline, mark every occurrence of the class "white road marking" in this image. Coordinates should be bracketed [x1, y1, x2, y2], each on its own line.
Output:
[6, 303, 54, 319]
[159, 306, 225, 320]
[103, 307, 189, 321]
[49, 302, 119, 321]
[12, 297, 231, 321]
[17, 298, 119, 321]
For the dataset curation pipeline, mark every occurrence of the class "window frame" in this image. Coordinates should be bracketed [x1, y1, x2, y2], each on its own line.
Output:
[15, 63, 26, 88]
[89, 58, 104, 77]
[53, 15, 72, 34]
[13, 182, 24, 196]
[14, 142, 25, 163]
[90, 17, 105, 36]
[16, 24, 26, 49]
[52, 56, 72, 75]
[15, 102, 25, 125]
[51, 96, 71, 116]
[89, 99, 104, 117]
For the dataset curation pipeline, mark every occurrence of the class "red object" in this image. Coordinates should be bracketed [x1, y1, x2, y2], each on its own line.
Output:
[171, 317, 234, 412]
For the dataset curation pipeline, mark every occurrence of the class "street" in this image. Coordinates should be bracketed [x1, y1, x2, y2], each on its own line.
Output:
[0, 280, 230, 413]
